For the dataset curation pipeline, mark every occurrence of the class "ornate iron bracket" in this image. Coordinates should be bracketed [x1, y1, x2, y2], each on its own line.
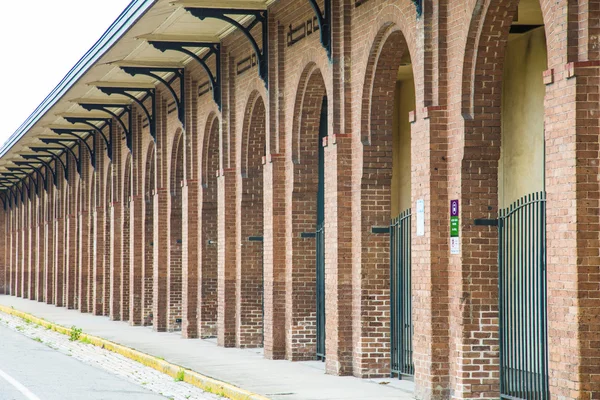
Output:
[2, 172, 40, 195]
[119, 66, 186, 129]
[64, 117, 113, 160]
[148, 41, 222, 110]
[39, 140, 82, 175]
[184, 7, 268, 86]
[307, 0, 331, 59]
[78, 103, 133, 153]
[7, 166, 47, 192]
[0, 182, 18, 205]
[25, 150, 68, 181]
[96, 85, 157, 142]
[51, 129, 96, 169]
[15, 160, 58, 187]
[0, 177, 29, 202]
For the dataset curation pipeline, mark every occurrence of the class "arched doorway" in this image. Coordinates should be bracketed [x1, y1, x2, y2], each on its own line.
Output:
[239, 94, 266, 348]
[290, 64, 327, 361]
[143, 145, 155, 326]
[498, 1, 548, 397]
[168, 132, 184, 331]
[361, 26, 416, 378]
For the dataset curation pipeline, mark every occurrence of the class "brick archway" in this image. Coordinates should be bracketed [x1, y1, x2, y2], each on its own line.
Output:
[143, 143, 155, 326]
[168, 131, 184, 331]
[238, 93, 266, 348]
[287, 64, 327, 361]
[199, 114, 219, 338]
[358, 24, 414, 378]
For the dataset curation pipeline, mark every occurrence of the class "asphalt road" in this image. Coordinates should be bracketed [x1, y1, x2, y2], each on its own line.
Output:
[0, 323, 166, 400]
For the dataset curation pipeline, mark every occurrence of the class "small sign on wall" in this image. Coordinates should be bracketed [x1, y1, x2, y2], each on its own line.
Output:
[450, 200, 460, 255]
[416, 199, 425, 237]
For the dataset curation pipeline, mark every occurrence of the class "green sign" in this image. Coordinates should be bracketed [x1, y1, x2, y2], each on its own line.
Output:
[450, 216, 459, 237]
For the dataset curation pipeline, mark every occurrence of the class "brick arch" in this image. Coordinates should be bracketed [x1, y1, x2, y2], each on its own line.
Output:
[167, 129, 184, 331]
[358, 25, 414, 378]
[461, 0, 555, 120]
[238, 92, 266, 348]
[121, 153, 132, 321]
[143, 142, 155, 325]
[199, 112, 219, 337]
[288, 64, 327, 361]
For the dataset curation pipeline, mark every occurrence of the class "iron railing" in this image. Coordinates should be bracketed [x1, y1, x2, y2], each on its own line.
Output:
[316, 221, 326, 360]
[390, 209, 413, 377]
[499, 191, 549, 400]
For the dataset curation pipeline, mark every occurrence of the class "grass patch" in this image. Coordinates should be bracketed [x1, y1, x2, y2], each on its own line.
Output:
[80, 336, 92, 345]
[33, 337, 43, 343]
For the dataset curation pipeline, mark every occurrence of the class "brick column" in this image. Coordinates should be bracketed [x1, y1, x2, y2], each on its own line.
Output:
[20, 201, 28, 298]
[0, 211, 5, 295]
[199, 186, 218, 337]
[92, 206, 105, 315]
[54, 206, 65, 307]
[78, 208, 91, 313]
[218, 169, 236, 347]
[412, 108, 450, 399]
[182, 180, 199, 337]
[36, 192, 44, 302]
[153, 188, 169, 331]
[44, 185, 54, 304]
[324, 134, 353, 376]
[120, 199, 130, 322]
[263, 154, 286, 359]
[66, 211, 78, 309]
[545, 63, 600, 398]
[129, 196, 143, 325]
[110, 201, 122, 320]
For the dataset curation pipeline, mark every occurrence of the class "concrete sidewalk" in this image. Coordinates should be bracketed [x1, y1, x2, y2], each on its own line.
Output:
[0, 295, 414, 400]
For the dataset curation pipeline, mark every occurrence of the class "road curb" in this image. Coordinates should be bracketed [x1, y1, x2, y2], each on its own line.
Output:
[0, 305, 270, 400]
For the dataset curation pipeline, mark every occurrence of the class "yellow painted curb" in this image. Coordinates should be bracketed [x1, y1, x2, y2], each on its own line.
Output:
[0, 305, 270, 400]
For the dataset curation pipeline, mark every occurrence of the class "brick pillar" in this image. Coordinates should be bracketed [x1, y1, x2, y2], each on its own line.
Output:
[182, 180, 199, 338]
[0, 211, 5, 295]
[66, 211, 78, 309]
[263, 154, 286, 359]
[78, 208, 91, 313]
[20, 201, 28, 298]
[36, 192, 44, 302]
[45, 186, 54, 304]
[324, 135, 353, 376]
[25, 196, 33, 299]
[92, 206, 105, 315]
[54, 181, 66, 307]
[110, 201, 122, 320]
[153, 188, 169, 331]
[167, 180, 183, 332]
[120, 199, 130, 322]
[11, 210, 18, 297]
[412, 108, 450, 399]
[218, 169, 236, 347]
[545, 64, 600, 398]
[129, 196, 143, 325]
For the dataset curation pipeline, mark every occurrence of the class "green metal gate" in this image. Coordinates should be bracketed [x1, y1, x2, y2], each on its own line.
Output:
[390, 209, 413, 377]
[499, 191, 549, 400]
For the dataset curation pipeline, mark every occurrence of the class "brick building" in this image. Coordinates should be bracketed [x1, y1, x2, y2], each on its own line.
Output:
[0, 0, 598, 399]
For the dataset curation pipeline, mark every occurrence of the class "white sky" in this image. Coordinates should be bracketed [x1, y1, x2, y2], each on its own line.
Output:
[0, 0, 132, 147]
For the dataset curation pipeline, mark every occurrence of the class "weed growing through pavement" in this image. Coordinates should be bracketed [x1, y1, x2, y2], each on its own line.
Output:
[80, 336, 92, 345]
[33, 337, 43, 343]
[175, 369, 185, 382]
[69, 326, 83, 341]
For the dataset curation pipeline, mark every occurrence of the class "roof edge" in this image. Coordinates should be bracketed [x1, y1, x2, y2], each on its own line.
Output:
[0, 0, 157, 158]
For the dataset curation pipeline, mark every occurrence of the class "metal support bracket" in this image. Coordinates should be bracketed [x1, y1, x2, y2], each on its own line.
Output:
[307, 0, 331, 59]
[96, 86, 157, 141]
[25, 150, 68, 181]
[38, 140, 82, 175]
[3, 172, 39, 195]
[64, 117, 113, 160]
[184, 7, 268, 86]
[51, 129, 96, 169]
[0, 177, 29, 201]
[119, 67, 185, 129]
[78, 103, 133, 153]
[412, 0, 422, 17]
[7, 166, 47, 192]
[371, 226, 390, 234]
[15, 160, 58, 187]
[148, 41, 222, 110]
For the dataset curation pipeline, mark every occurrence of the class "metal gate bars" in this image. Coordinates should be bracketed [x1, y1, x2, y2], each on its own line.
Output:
[499, 191, 549, 400]
[390, 209, 413, 377]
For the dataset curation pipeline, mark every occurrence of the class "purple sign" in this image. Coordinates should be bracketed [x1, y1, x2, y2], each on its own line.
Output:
[450, 200, 459, 217]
